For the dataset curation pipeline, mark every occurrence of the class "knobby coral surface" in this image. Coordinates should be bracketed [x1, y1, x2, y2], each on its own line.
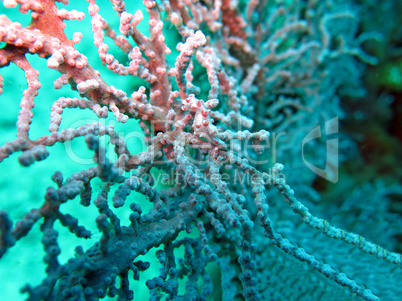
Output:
[0, 0, 401, 300]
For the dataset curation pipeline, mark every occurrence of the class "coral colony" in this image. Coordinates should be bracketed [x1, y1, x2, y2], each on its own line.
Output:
[0, 0, 401, 300]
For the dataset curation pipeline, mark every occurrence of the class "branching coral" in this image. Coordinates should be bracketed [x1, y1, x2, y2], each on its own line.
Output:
[0, 0, 401, 300]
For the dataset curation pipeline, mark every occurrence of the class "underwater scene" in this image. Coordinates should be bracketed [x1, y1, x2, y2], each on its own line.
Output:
[0, 0, 401, 300]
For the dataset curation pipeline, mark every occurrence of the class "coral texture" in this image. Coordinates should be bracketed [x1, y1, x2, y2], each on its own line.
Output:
[0, 0, 401, 300]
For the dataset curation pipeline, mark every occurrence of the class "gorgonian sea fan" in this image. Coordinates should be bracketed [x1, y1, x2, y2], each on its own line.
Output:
[0, 0, 401, 300]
